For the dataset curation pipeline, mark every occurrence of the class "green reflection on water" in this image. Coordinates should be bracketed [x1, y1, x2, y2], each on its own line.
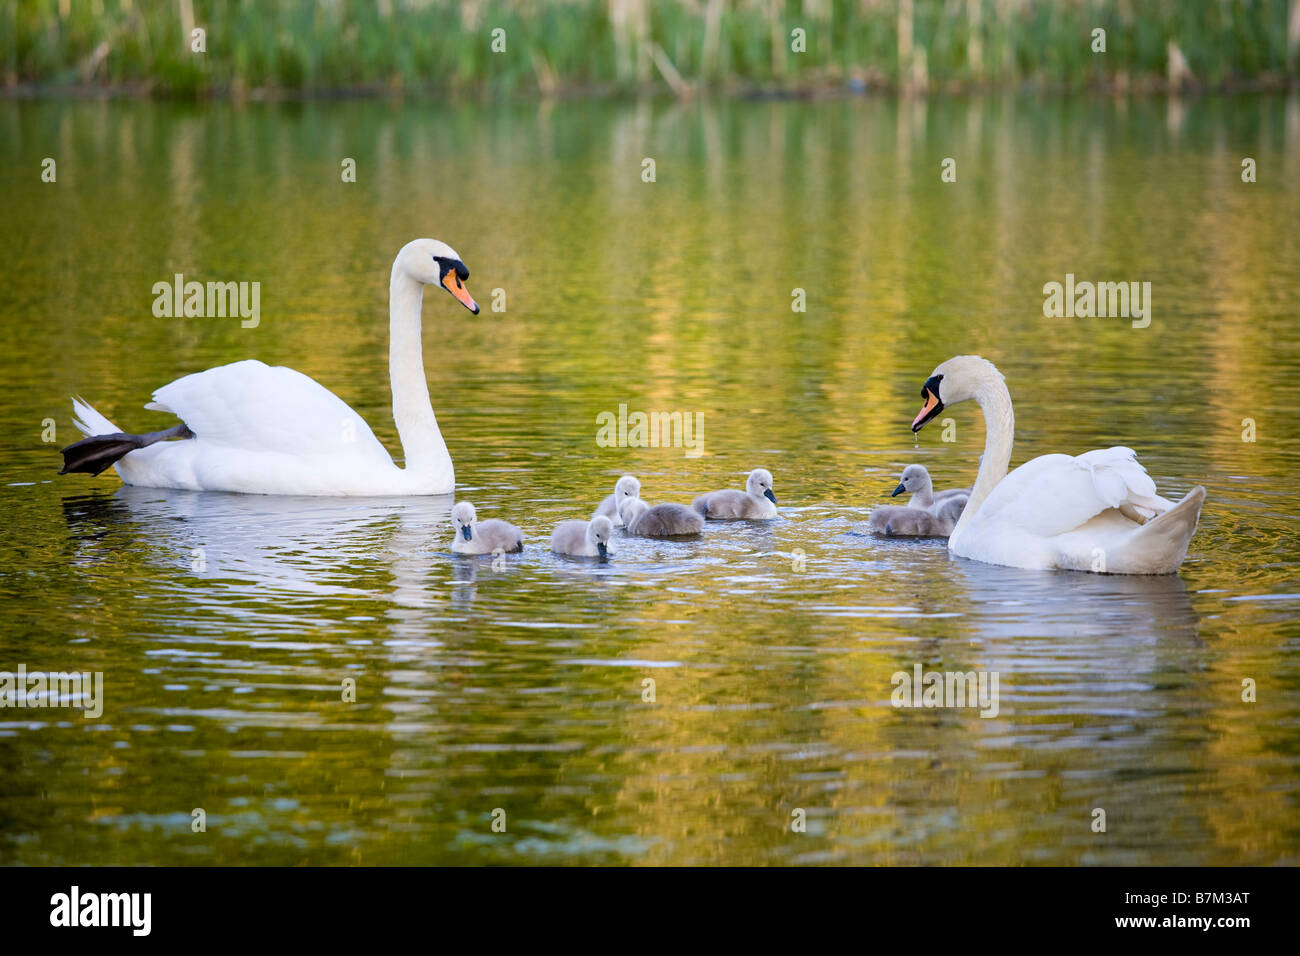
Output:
[0, 95, 1298, 865]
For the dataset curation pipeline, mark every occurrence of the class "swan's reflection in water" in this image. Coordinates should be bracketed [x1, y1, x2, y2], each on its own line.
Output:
[822, 512, 1201, 728]
[951, 557, 1197, 640]
[62, 486, 455, 640]
[942, 556, 1200, 723]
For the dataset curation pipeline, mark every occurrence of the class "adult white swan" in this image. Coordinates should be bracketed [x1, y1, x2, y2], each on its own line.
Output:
[59, 238, 479, 496]
[910, 355, 1205, 574]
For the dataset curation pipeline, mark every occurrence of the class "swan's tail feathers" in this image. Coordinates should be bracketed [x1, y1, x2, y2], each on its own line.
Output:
[1118, 492, 1178, 524]
[59, 423, 195, 477]
[71, 396, 119, 438]
[1121, 485, 1206, 574]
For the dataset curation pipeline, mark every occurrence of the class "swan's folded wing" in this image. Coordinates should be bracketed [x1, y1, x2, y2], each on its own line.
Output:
[976, 448, 1171, 538]
[1074, 446, 1174, 517]
[149, 359, 393, 463]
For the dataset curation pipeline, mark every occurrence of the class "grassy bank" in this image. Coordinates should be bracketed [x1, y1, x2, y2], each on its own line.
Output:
[3, 0, 1297, 98]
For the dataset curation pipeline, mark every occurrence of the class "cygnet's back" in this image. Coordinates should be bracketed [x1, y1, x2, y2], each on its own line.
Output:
[620, 498, 704, 537]
[868, 501, 961, 537]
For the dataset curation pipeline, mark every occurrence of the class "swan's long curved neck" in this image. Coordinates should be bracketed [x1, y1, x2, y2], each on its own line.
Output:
[951, 376, 1015, 538]
[389, 265, 450, 479]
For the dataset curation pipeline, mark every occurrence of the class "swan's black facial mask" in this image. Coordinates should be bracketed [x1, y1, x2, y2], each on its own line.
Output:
[434, 256, 479, 314]
[912, 375, 945, 432]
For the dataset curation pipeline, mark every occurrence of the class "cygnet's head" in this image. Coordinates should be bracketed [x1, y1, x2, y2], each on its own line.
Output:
[892, 464, 933, 497]
[614, 475, 641, 501]
[746, 468, 777, 504]
[396, 238, 479, 314]
[618, 496, 650, 526]
[451, 501, 478, 541]
[588, 515, 614, 558]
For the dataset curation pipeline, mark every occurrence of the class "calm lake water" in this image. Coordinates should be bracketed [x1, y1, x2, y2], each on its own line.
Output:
[1, 94, 1298, 865]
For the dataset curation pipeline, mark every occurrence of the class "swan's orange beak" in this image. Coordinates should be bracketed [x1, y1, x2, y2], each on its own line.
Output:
[912, 390, 940, 431]
[443, 271, 479, 314]
[911, 380, 945, 432]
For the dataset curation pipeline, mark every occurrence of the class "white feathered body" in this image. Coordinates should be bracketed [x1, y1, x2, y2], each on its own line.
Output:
[949, 446, 1201, 574]
[72, 360, 453, 496]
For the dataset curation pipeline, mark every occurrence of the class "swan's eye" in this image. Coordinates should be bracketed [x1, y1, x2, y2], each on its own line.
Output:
[435, 256, 469, 282]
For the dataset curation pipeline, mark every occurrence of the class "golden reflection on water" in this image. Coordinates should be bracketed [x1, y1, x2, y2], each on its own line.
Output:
[0, 95, 1298, 864]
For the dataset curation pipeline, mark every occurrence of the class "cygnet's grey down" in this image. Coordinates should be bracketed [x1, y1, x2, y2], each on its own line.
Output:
[450, 501, 524, 554]
[619, 497, 705, 537]
[691, 468, 778, 520]
[868, 494, 967, 537]
[891, 464, 970, 514]
[550, 514, 614, 558]
[594, 475, 641, 528]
